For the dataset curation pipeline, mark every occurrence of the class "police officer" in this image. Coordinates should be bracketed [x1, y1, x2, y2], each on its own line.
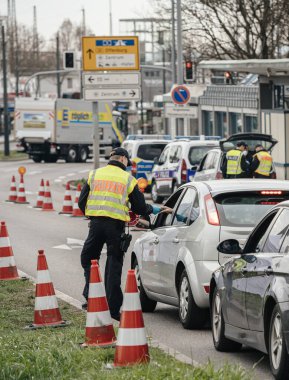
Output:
[222, 141, 249, 178]
[251, 144, 273, 178]
[78, 147, 166, 321]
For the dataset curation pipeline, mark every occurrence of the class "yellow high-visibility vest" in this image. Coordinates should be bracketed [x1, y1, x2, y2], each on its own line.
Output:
[254, 151, 272, 176]
[226, 149, 243, 175]
[85, 165, 137, 221]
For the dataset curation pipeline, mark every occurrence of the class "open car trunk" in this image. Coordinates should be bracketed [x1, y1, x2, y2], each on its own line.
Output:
[219, 132, 278, 153]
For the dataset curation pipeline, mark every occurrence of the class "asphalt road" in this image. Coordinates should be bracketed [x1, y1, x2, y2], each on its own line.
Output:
[0, 158, 273, 379]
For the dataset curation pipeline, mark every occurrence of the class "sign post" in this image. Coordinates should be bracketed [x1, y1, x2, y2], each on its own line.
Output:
[92, 102, 99, 170]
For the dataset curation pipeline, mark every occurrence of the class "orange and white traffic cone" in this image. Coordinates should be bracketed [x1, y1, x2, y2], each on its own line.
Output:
[16, 174, 29, 204]
[34, 179, 45, 208]
[26, 250, 69, 329]
[81, 260, 116, 347]
[59, 182, 73, 214]
[42, 180, 54, 211]
[114, 269, 149, 367]
[0, 221, 20, 280]
[71, 183, 84, 217]
[6, 175, 17, 202]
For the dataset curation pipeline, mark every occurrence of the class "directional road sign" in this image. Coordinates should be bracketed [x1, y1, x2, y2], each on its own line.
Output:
[83, 72, 140, 87]
[82, 36, 139, 71]
[171, 85, 191, 105]
[84, 87, 141, 101]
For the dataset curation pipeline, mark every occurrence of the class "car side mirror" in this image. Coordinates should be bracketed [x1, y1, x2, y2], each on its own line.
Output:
[191, 165, 198, 171]
[217, 239, 242, 255]
[153, 157, 159, 164]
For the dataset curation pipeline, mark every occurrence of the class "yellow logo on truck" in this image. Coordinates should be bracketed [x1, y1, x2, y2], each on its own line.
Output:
[58, 109, 93, 127]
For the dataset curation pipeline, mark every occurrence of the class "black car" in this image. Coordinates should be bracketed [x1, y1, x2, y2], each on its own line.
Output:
[210, 200, 289, 379]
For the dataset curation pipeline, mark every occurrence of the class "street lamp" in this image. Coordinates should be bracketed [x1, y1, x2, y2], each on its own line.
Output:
[157, 30, 166, 94]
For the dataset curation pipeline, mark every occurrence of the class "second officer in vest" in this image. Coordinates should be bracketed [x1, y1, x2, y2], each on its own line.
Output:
[222, 141, 250, 178]
[78, 147, 164, 321]
[251, 144, 273, 178]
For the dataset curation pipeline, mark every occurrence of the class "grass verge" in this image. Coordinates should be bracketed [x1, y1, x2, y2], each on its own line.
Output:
[0, 150, 28, 161]
[0, 280, 252, 380]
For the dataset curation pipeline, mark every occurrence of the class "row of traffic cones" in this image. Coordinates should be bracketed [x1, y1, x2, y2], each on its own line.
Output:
[6, 176, 83, 216]
[0, 220, 149, 367]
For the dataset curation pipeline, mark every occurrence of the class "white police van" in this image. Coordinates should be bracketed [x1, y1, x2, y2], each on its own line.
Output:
[151, 137, 220, 202]
[122, 138, 169, 191]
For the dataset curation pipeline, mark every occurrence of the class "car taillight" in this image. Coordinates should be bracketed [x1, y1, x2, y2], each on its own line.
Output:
[181, 159, 187, 183]
[131, 161, 137, 176]
[260, 190, 282, 195]
[203, 285, 210, 294]
[215, 171, 223, 180]
[204, 194, 220, 226]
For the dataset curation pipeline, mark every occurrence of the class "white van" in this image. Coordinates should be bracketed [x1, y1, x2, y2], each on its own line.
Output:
[151, 139, 219, 202]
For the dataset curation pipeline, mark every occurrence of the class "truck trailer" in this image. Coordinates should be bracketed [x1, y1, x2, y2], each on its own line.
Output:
[15, 97, 125, 163]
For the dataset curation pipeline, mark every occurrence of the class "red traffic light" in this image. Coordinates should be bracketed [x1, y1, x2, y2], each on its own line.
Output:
[186, 61, 193, 68]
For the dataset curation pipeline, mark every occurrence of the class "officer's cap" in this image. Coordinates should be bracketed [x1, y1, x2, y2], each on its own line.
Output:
[110, 147, 132, 166]
[236, 141, 247, 148]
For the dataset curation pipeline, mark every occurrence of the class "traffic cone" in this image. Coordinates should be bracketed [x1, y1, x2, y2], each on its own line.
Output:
[6, 175, 17, 202]
[81, 260, 116, 347]
[0, 221, 20, 280]
[71, 183, 83, 217]
[42, 180, 54, 211]
[34, 179, 45, 208]
[114, 269, 149, 367]
[59, 182, 73, 214]
[26, 250, 69, 329]
[16, 174, 29, 204]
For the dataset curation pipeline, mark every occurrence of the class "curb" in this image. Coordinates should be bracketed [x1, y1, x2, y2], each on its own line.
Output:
[18, 269, 197, 367]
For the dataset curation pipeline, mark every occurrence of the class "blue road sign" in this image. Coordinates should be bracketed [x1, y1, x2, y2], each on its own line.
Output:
[96, 39, 135, 47]
[171, 85, 191, 105]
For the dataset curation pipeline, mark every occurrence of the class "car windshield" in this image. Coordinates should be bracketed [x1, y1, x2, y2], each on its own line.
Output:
[137, 144, 167, 161]
[188, 146, 215, 165]
[214, 191, 289, 227]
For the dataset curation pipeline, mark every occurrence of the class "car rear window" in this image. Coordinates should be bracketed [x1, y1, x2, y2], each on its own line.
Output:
[188, 146, 216, 165]
[214, 191, 289, 227]
[137, 144, 167, 161]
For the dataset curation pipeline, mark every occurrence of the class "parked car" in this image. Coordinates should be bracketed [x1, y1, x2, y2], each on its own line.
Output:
[121, 139, 169, 191]
[131, 179, 289, 330]
[211, 200, 289, 379]
[193, 132, 277, 182]
[151, 138, 219, 203]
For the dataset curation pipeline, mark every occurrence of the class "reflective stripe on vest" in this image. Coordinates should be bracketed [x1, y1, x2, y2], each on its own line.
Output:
[255, 151, 272, 176]
[226, 149, 242, 175]
[85, 165, 137, 221]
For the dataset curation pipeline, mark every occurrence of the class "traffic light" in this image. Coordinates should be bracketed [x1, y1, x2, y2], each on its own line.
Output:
[225, 71, 234, 84]
[185, 60, 193, 81]
[63, 51, 75, 69]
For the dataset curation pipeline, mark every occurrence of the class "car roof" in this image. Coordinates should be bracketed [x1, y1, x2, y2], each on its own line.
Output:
[185, 179, 289, 194]
[122, 139, 169, 145]
[166, 140, 219, 146]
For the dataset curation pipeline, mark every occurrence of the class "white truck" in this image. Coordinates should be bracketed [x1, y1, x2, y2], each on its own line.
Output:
[15, 97, 125, 163]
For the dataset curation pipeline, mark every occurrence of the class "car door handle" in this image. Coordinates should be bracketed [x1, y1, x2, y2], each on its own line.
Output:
[173, 238, 179, 244]
[153, 238, 159, 245]
[265, 267, 273, 276]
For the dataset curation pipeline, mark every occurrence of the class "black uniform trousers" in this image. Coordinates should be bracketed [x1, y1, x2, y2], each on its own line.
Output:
[80, 216, 125, 319]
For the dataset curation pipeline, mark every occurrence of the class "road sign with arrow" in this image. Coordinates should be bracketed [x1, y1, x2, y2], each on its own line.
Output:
[83, 72, 140, 87]
[82, 36, 139, 71]
[84, 87, 141, 101]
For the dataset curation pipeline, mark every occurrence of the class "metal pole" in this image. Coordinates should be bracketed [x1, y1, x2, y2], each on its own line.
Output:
[140, 68, 144, 129]
[56, 33, 61, 98]
[2, 25, 9, 156]
[162, 48, 166, 94]
[109, 0, 113, 35]
[92, 102, 99, 169]
[171, 0, 176, 84]
[176, 0, 183, 84]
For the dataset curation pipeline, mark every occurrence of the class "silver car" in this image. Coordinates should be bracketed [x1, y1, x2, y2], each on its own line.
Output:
[131, 179, 289, 329]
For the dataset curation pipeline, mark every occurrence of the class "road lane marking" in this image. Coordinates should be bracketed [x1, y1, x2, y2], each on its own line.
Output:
[67, 173, 76, 177]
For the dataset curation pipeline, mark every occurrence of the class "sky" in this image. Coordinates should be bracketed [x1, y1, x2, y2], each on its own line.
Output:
[1, 0, 152, 40]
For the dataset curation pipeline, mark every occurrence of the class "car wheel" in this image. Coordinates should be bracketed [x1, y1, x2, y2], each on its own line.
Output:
[132, 258, 157, 312]
[79, 147, 88, 163]
[151, 181, 164, 204]
[269, 305, 289, 379]
[32, 156, 42, 163]
[66, 146, 78, 163]
[211, 287, 242, 351]
[178, 269, 209, 329]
